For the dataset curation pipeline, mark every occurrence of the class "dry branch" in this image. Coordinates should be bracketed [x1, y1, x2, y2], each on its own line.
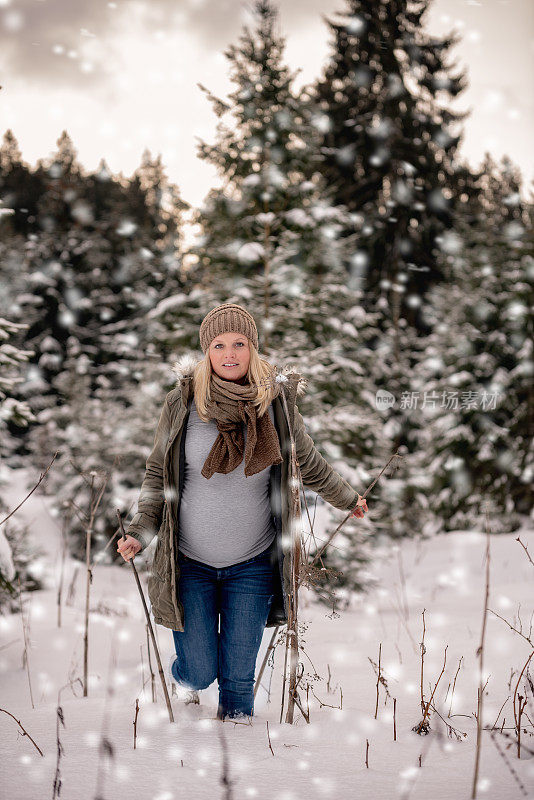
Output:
[0, 451, 59, 528]
[0, 707, 43, 756]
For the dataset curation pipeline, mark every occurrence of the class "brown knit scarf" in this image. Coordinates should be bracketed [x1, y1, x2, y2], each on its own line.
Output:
[201, 371, 283, 479]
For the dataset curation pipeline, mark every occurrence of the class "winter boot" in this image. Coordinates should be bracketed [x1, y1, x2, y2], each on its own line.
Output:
[168, 653, 200, 705]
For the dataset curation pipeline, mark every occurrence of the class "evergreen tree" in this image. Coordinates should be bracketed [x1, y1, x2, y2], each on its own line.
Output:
[0, 309, 40, 605]
[0, 132, 188, 416]
[0, 129, 47, 239]
[412, 155, 533, 533]
[187, 0, 368, 342]
[130, 148, 189, 286]
[0, 316, 35, 459]
[310, 0, 474, 333]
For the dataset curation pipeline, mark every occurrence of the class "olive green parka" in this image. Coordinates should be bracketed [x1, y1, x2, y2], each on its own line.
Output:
[125, 354, 361, 631]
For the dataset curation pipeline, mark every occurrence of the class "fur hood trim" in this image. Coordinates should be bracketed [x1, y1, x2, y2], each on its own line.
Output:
[169, 352, 308, 398]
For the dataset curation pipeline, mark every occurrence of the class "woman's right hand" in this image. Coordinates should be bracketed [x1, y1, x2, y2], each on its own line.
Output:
[117, 535, 142, 561]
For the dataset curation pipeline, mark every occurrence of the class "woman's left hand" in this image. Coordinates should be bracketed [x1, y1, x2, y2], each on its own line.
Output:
[350, 494, 368, 518]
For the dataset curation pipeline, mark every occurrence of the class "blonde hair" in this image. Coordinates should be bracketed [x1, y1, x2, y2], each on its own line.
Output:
[193, 342, 279, 422]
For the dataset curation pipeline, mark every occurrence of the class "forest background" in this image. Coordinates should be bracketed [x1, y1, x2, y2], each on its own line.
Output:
[0, 0, 532, 611]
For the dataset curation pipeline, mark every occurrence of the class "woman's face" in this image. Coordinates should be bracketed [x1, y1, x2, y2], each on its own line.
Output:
[209, 332, 251, 383]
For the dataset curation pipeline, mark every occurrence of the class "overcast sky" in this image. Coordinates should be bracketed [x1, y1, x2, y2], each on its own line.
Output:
[1, 0, 533, 244]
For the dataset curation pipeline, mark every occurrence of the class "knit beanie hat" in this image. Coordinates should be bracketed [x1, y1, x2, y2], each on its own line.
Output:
[199, 303, 259, 354]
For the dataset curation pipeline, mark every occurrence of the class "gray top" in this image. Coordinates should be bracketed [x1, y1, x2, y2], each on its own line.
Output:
[177, 398, 276, 568]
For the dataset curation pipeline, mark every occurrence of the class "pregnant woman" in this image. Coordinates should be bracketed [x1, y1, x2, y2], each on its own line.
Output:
[117, 302, 368, 721]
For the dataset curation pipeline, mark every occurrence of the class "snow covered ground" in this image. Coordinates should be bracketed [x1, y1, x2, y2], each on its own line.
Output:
[1, 468, 533, 799]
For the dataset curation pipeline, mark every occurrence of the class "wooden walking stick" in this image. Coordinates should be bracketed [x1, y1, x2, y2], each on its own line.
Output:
[277, 385, 305, 724]
[116, 510, 174, 724]
[308, 451, 403, 569]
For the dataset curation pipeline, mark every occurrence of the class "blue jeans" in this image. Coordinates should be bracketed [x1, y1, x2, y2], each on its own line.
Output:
[171, 541, 275, 720]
